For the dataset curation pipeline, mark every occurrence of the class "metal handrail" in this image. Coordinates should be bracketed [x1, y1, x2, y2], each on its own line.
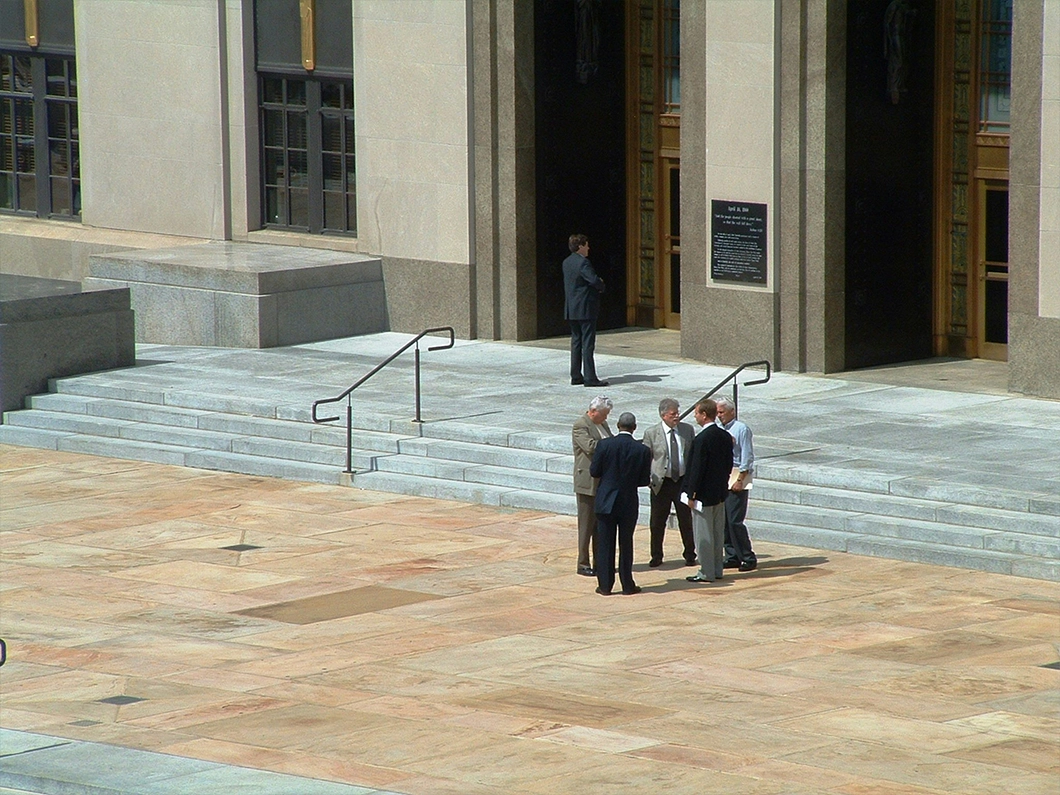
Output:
[679, 359, 771, 421]
[312, 326, 455, 472]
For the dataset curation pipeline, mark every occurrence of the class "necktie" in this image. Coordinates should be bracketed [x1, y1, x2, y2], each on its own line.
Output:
[669, 428, 680, 479]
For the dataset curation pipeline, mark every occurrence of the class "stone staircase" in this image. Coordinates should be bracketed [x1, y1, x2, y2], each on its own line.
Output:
[2, 370, 1057, 582]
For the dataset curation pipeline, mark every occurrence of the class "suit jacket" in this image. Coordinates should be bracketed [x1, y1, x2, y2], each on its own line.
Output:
[562, 252, 605, 321]
[590, 432, 652, 517]
[572, 412, 612, 495]
[641, 420, 696, 494]
[684, 423, 733, 507]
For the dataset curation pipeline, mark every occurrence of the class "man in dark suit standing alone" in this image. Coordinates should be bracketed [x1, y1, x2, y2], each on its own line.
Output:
[683, 400, 735, 584]
[590, 412, 652, 595]
[563, 233, 608, 387]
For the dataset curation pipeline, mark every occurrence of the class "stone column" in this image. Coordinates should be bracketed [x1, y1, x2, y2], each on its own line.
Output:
[683, 0, 845, 373]
[778, 0, 846, 374]
[470, 0, 538, 341]
[1009, 0, 1060, 397]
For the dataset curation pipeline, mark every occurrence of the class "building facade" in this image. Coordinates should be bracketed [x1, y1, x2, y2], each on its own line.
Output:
[2, 0, 1057, 397]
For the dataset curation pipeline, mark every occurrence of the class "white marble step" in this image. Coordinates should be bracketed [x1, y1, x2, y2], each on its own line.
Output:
[749, 520, 1059, 581]
[4, 385, 1058, 581]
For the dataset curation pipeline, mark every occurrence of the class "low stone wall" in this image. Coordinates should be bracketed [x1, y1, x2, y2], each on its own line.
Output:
[0, 275, 135, 417]
[85, 242, 387, 347]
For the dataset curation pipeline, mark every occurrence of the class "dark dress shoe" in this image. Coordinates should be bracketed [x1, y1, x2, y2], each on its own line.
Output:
[686, 574, 713, 583]
[577, 566, 596, 576]
[648, 558, 662, 568]
[684, 558, 698, 567]
[622, 585, 642, 595]
[583, 380, 609, 387]
[738, 560, 758, 572]
[595, 586, 613, 596]
[723, 559, 740, 569]
[571, 377, 584, 385]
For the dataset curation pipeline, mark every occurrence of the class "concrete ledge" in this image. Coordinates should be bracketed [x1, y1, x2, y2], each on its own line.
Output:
[0, 275, 135, 416]
[86, 242, 387, 347]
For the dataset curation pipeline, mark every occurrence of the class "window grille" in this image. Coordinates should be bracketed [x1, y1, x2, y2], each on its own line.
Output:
[0, 52, 79, 219]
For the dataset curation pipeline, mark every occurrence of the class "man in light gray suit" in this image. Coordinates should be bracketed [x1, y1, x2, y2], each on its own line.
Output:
[641, 398, 697, 567]
[572, 395, 613, 576]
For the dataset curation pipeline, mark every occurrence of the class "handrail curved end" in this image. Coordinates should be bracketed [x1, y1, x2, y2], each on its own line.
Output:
[312, 400, 340, 424]
[426, 326, 456, 352]
[741, 359, 772, 387]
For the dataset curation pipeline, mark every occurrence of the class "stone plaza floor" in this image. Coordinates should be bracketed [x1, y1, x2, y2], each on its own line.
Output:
[1, 442, 1057, 794]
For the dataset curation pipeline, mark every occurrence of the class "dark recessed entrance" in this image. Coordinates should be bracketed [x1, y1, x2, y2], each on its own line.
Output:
[534, 0, 628, 339]
[845, 0, 936, 369]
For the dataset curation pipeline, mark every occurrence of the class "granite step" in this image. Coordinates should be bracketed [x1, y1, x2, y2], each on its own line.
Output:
[749, 519, 1059, 581]
[4, 380, 1058, 581]
[29, 379, 1057, 519]
[350, 469, 650, 522]
[0, 421, 343, 484]
[44, 380, 1057, 522]
[750, 498, 1058, 552]
[8, 393, 1057, 530]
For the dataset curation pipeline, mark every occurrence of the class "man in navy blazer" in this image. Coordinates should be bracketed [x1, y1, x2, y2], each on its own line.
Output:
[590, 411, 652, 595]
[563, 233, 608, 387]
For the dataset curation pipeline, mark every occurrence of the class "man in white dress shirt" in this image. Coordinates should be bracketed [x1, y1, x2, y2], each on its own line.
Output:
[641, 398, 697, 568]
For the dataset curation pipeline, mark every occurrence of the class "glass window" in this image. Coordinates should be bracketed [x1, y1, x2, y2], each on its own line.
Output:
[984, 188, 1008, 264]
[0, 52, 79, 219]
[259, 74, 355, 235]
[663, 0, 680, 113]
[978, 0, 1012, 132]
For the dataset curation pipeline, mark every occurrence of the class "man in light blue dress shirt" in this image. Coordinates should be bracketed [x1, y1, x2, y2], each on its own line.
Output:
[717, 396, 757, 572]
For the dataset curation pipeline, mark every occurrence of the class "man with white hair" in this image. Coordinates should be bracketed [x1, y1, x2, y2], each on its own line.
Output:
[717, 396, 757, 572]
[572, 395, 613, 575]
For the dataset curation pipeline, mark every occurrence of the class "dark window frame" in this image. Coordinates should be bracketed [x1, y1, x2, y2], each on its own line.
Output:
[259, 72, 356, 236]
[0, 50, 80, 220]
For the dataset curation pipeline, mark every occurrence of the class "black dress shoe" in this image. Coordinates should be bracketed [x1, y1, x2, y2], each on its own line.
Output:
[684, 558, 698, 567]
[738, 560, 758, 572]
[648, 558, 662, 568]
[584, 380, 609, 387]
[723, 559, 740, 569]
[577, 566, 596, 576]
[595, 586, 613, 596]
[571, 377, 584, 385]
[622, 585, 642, 595]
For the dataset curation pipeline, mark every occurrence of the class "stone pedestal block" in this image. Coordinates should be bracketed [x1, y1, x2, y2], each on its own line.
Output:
[85, 243, 387, 347]
[0, 274, 135, 417]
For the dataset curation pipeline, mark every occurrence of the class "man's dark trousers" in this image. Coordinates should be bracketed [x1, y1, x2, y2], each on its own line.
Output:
[724, 490, 756, 564]
[569, 319, 598, 383]
[595, 503, 637, 594]
[591, 432, 652, 594]
[649, 476, 695, 563]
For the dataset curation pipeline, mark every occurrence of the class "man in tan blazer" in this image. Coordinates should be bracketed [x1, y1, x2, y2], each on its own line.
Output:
[572, 395, 613, 575]
[641, 397, 697, 567]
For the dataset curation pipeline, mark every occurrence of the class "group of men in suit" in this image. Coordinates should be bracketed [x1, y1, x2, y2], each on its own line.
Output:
[572, 395, 757, 595]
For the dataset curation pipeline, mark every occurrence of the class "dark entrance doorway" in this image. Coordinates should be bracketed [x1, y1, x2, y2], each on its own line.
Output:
[845, 0, 935, 368]
[535, 0, 627, 338]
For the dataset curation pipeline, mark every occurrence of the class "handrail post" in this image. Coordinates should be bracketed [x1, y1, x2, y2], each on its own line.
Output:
[733, 382, 739, 418]
[345, 402, 353, 473]
[312, 327, 455, 475]
[413, 343, 423, 423]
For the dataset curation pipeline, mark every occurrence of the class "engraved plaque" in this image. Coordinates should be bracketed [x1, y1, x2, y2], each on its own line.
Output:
[710, 200, 767, 284]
